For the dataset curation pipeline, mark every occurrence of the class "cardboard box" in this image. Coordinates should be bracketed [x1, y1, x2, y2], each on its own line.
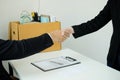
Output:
[9, 21, 61, 52]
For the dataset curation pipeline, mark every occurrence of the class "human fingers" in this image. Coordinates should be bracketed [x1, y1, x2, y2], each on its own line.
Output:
[49, 30, 63, 42]
[64, 27, 74, 34]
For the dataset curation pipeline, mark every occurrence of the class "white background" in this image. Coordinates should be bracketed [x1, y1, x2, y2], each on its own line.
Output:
[0, 0, 112, 69]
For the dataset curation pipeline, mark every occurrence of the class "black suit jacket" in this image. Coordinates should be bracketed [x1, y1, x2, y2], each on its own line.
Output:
[72, 0, 120, 71]
[0, 33, 53, 80]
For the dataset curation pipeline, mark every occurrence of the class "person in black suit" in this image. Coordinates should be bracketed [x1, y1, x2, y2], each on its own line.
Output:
[0, 30, 69, 80]
[64, 0, 120, 71]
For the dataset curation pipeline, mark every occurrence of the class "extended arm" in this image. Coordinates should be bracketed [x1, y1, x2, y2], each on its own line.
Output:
[0, 29, 69, 60]
[0, 33, 53, 60]
[64, 0, 111, 38]
[72, 0, 111, 38]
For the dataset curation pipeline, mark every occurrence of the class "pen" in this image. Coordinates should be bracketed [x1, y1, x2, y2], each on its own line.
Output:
[65, 56, 76, 61]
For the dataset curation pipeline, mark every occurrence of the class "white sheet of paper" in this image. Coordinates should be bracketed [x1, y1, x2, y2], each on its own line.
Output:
[31, 56, 80, 71]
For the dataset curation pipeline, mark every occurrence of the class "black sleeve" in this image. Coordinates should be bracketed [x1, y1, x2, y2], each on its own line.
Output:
[72, 0, 111, 38]
[0, 33, 53, 60]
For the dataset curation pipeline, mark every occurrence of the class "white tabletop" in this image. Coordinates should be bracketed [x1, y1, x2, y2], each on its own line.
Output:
[9, 48, 120, 80]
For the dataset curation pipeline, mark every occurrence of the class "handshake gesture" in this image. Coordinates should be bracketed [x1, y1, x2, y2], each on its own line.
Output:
[49, 27, 74, 42]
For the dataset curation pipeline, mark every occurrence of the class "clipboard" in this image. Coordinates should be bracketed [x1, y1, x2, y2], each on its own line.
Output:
[31, 56, 80, 72]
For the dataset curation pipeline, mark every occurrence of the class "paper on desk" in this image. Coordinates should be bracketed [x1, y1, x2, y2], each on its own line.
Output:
[31, 56, 80, 72]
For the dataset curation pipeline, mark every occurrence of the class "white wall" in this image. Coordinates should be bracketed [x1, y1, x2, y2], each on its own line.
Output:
[0, 0, 39, 39]
[40, 0, 113, 64]
[0, 0, 112, 69]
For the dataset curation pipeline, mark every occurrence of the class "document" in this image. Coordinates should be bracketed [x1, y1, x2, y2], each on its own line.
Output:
[31, 56, 80, 72]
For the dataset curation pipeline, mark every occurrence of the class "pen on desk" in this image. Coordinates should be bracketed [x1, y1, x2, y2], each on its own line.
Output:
[50, 61, 63, 65]
[65, 56, 76, 61]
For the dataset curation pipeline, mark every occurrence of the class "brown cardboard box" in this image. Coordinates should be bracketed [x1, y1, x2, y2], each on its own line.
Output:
[9, 21, 61, 52]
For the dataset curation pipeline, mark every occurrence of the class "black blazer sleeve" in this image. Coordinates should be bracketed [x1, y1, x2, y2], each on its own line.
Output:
[0, 33, 53, 60]
[72, 0, 111, 38]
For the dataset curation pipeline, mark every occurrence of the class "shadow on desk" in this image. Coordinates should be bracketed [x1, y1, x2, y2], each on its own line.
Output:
[9, 63, 19, 80]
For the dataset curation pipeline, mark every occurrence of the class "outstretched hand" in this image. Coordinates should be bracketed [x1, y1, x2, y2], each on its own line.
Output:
[49, 30, 70, 42]
[64, 27, 74, 35]
[49, 27, 74, 43]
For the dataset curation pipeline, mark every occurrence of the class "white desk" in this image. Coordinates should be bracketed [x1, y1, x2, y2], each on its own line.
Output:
[9, 48, 120, 80]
